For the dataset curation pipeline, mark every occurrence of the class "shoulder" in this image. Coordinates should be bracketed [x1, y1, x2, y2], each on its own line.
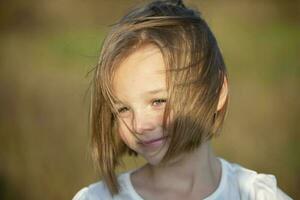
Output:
[220, 158, 292, 200]
[72, 181, 112, 200]
[72, 170, 136, 200]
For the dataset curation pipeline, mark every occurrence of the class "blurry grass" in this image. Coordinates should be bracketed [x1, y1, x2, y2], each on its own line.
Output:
[245, 23, 300, 83]
[46, 30, 106, 65]
[217, 21, 300, 84]
[1, 9, 299, 200]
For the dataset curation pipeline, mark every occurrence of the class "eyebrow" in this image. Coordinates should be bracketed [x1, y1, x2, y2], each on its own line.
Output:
[144, 88, 166, 95]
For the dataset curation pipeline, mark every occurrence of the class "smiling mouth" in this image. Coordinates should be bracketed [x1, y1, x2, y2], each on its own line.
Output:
[139, 136, 169, 146]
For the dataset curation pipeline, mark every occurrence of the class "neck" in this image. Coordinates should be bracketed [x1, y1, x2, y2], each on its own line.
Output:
[143, 141, 221, 198]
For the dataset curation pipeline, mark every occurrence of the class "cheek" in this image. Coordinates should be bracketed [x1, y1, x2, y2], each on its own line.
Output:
[118, 124, 126, 137]
[162, 111, 173, 128]
[117, 121, 131, 144]
[157, 110, 166, 124]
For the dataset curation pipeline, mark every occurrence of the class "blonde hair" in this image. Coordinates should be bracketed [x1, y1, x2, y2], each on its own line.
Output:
[90, 0, 229, 196]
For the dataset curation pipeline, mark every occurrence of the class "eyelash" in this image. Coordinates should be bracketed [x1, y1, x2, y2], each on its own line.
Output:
[152, 98, 167, 106]
[116, 98, 167, 114]
[117, 107, 129, 113]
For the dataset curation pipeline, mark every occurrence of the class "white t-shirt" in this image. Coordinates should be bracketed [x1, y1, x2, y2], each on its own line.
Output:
[73, 158, 292, 200]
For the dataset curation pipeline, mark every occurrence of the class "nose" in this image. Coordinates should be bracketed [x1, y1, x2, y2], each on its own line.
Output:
[132, 111, 156, 134]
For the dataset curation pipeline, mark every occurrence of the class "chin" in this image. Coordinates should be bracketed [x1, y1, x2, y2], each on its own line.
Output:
[142, 145, 169, 166]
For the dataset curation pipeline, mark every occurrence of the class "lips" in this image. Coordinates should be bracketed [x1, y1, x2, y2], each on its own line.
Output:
[140, 136, 168, 145]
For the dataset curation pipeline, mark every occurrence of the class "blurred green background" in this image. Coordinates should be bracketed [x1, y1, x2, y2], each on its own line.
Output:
[0, 0, 299, 199]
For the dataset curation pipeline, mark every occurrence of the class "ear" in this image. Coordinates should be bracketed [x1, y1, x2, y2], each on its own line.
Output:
[217, 76, 228, 111]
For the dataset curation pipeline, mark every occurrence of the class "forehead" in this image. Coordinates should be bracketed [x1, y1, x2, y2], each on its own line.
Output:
[112, 45, 167, 100]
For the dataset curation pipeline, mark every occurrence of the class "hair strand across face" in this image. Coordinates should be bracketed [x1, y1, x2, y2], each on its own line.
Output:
[90, 0, 229, 195]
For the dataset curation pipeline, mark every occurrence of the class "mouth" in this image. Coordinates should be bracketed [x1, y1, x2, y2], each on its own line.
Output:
[139, 136, 169, 147]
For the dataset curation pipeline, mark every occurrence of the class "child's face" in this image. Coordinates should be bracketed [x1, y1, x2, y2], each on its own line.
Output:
[113, 44, 170, 165]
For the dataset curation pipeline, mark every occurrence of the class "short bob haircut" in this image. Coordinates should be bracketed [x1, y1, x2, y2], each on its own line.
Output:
[90, 0, 229, 196]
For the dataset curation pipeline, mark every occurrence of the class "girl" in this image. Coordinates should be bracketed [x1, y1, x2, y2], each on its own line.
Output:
[73, 0, 292, 199]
